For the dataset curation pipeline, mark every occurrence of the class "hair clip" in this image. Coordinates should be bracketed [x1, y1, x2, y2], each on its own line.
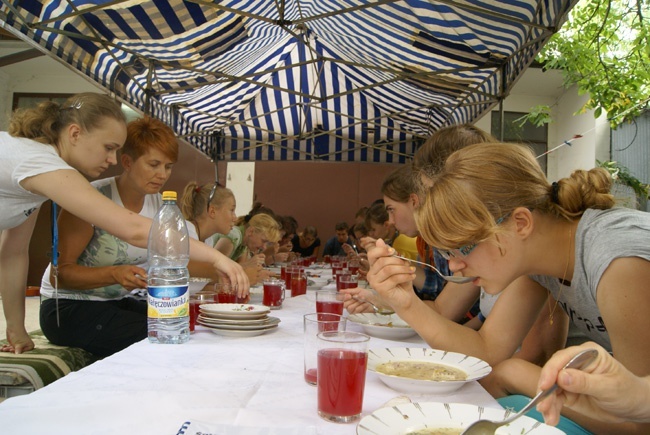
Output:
[64, 101, 83, 110]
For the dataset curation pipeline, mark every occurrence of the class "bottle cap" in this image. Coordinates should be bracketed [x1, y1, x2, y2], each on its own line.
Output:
[162, 191, 177, 201]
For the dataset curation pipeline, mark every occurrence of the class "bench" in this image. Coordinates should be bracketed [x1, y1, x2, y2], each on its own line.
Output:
[0, 330, 97, 399]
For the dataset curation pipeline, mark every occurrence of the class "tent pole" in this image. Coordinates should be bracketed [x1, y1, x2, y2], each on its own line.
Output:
[499, 68, 505, 142]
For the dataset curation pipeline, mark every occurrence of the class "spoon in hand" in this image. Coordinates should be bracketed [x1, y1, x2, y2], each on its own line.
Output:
[460, 348, 598, 435]
[392, 254, 476, 284]
[351, 296, 395, 316]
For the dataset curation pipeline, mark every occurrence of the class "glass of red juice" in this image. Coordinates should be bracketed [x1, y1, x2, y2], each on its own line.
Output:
[303, 313, 346, 385]
[291, 272, 307, 297]
[347, 259, 360, 275]
[315, 290, 344, 316]
[215, 283, 236, 303]
[316, 331, 370, 422]
[262, 278, 285, 309]
[338, 274, 358, 291]
[189, 291, 216, 332]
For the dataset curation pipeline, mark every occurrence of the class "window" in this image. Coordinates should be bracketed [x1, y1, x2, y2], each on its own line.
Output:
[12, 93, 73, 111]
[491, 111, 548, 174]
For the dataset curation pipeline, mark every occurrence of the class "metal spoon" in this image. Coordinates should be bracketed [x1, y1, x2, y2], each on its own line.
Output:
[392, 254, 476, 284]
[351, 296, 395, 316]
[460, 348, 599, 435]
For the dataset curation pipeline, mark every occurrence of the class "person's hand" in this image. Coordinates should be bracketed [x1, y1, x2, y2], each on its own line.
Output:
[359, 236, 377, 255]
[273, 252, 289, 263]
[256, 269, 272, 284]
[242, 253, 265, 270]
[212, 254, 250, 299]
[342, 243, 355, 256]
[340, 287, 385, 314]
[111, 265, 147, 290]
[366, 239, 416, 310]
[537, 342, 650, 425]
[2, 327, 35, 354]
[278, 241, 293, 253]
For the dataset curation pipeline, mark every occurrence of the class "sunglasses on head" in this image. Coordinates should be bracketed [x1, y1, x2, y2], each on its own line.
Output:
[206, 181, 221, 213]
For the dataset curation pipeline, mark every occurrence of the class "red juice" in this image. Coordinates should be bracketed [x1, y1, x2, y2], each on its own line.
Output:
[335, 273, 352, 291]
[348, 265, 360, 275]
[338, 279, 358, 291]
[189, 301, 202, 332]
[304, 367, 318, 384]
[317, 349, 367, 418]
[217, 292, 236, 303]
[316, 300, 344, 316]
[263, 283, 284, 307]
[291, 276, 307, 296]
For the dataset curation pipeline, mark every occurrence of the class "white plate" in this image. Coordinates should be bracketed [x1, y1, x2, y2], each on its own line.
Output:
[356, 402, 564, 435]
[205, 324, 279, 337]
[197, 314, 275, 326]
[348, 313, 418, 340]
[367, 348, 492, 394]
[200, 304, 270, 319]
[307, 277, 331, 289]
[198, 316, 280, 330]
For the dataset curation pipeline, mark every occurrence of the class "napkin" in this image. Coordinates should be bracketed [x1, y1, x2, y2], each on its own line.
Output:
[176, 420, 317, 435]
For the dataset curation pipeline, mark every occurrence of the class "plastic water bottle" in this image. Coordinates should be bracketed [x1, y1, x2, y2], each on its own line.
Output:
[147, 191, 190, 344]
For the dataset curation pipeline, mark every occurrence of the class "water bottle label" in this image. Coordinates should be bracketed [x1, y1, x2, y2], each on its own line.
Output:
[147, 285, 189, 318]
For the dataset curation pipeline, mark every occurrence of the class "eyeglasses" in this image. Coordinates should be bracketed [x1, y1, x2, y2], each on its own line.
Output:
[206, 181, 219, 213]
[438, 213, 510, 260]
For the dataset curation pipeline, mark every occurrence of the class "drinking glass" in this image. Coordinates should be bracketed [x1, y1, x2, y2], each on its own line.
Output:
[262, 278, 285, 309]
[291, 271, 307, 297]
[315, 290, 344, 316]
[189, 291, 216, 332]
[215, 283, 236, 303]
[338, 274, 358, 291]
[316, 331, 370, 423]
[303, 313, 346, 385]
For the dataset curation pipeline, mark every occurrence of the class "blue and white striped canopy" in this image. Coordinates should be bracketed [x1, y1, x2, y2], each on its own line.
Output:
[1, 0, 577, 163]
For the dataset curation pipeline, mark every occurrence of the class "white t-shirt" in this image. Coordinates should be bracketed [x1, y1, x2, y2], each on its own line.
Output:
[0, 132, 73, 230]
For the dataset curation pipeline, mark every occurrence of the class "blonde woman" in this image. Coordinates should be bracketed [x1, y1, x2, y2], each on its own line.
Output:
[367, 142, 650, 434]
[206, 212, 281, 284]
[0, 93, 247, 354]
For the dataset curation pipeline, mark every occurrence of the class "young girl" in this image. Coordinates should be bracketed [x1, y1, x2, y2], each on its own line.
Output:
[0, 93, 248, 354]
[207, 212, 281, 284]
[367, 142, 650, 434]
[180, 181, 238, 280]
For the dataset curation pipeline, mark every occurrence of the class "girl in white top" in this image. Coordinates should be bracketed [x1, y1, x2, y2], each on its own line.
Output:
[0, 93, 248, 354]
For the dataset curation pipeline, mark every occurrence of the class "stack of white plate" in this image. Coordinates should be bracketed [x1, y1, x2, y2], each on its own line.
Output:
[198, 303, 280, 337]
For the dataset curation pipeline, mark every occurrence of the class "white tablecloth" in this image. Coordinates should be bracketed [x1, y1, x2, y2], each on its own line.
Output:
[0, 292, 500, 435]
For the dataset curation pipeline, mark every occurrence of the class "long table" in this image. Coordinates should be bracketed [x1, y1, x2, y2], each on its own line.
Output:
[0, 291, 500, 435]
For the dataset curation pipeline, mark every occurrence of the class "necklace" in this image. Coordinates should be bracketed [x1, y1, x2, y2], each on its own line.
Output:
[548, 226, 573, 325]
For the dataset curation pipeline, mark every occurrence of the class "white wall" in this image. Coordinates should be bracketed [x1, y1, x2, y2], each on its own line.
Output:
[0, 41, 102, 129]
[474, 68, 610, 182]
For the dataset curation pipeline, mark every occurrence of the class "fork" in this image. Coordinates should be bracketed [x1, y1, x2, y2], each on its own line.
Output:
[391, 254, 476, 284]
